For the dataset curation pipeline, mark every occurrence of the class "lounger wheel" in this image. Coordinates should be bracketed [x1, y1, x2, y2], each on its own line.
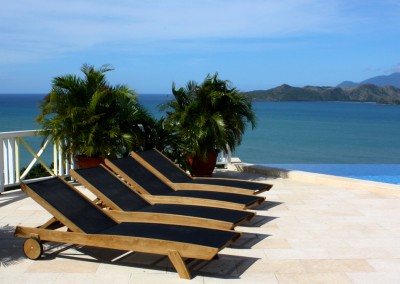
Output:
[23, 238, 43, 260]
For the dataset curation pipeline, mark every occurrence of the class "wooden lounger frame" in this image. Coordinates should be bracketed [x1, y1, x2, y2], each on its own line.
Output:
[104, 159, 263, 210]
[131, 149, 272, 195]
[70, 165, 254, 230]
[130, 150, 265, 195]
[15, 179, 241, 279]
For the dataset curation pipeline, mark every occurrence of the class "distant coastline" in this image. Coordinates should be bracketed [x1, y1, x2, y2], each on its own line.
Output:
[244, 84, 400, 105]
[1, 95, 400, 166]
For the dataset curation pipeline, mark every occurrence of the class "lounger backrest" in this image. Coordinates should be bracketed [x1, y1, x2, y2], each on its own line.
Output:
[72, 166, 151, 211]
[137, 149, 192, 183]
[23, 178, 116, 234]
[108, 157, 175, 195]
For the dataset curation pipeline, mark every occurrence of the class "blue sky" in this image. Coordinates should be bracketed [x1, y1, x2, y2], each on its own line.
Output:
[1, 0, 400, 94]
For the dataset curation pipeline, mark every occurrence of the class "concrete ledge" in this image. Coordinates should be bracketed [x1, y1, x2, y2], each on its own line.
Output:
[236, 163, 400, 193]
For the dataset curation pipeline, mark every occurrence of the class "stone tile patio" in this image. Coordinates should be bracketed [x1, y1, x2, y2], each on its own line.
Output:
[1, 169, 400, 283]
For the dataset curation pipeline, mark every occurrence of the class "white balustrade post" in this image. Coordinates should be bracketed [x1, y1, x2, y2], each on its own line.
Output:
[0, 139, 4, 193]
[226, 146, 232, 164]
[58, 142, 64, 176]
[7, 138, 15, 184]
[53, 142, 58, 175]
[3, 139, 9, 186]
[15, 138, 20, 183]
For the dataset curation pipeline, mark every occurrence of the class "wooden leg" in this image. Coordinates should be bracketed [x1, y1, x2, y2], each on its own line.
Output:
[167, 250, 191, 279]
[38, 217, 62, 230]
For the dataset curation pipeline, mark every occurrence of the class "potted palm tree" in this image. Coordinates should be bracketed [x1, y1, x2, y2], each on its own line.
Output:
[162, 73, 256, 176]
[36, 64, 154, 168]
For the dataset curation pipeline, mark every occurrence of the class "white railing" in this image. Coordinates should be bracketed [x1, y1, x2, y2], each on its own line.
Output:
[0, 130, 73, 193]
[0, 130, 233, 192]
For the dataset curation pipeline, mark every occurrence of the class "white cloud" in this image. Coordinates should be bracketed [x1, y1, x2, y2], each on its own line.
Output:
[0, 0, 398, 64]
[3, 0, 337, 40]
[390, 63, 400, 73]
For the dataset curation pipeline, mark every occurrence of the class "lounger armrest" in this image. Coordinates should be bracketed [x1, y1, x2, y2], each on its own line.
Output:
[106, 210, 234, 230]
[170, 182, 257, 195]
[145, 195, 246, 210]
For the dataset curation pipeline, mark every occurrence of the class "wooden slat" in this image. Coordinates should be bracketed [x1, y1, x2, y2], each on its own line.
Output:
[145, 195, 246, 210]
[14, 226, 220, 260]
[170, 182, 256, 195]
[106, 210, 233, 230]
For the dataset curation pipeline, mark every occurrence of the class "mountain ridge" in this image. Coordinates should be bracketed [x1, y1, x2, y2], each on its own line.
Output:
[244, 84, 400, 105]
[337, 72, 400, 87]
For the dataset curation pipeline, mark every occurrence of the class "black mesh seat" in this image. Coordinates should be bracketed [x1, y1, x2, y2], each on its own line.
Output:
[72, 166, 254, 227]
[136, 149, 272, 194]
[106, 157, 265, 209]
[99, 222, 237, 248]
[73, 167, 151, 211]
[26, 178, 117, 234]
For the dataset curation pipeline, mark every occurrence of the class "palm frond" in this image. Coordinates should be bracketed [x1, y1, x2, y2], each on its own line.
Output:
[36, 64, 154, 159]
[163, 72, 256, 159]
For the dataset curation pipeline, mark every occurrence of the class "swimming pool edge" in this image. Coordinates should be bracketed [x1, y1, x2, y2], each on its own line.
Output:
[236, 163, 400, 193]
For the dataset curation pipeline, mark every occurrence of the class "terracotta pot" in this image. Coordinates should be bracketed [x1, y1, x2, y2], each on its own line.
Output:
[76, 156, 105, 169]
[187, 150, 219, 177]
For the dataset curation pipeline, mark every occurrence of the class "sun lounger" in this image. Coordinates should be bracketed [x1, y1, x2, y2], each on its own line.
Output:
[70, 165, 255, 230]
[105, 157, 265, 210]
[132, 149, 272, 195]
[14, 177, 241, 279]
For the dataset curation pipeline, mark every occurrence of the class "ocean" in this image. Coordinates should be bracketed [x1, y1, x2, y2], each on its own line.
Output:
[1, 94, 400, 183]
[234, 101, 400, 164]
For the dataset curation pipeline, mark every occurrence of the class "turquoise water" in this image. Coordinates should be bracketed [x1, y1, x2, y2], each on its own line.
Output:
[0, 94, 42, 131]
[263, 164, 400, 185]
[1, 94, 400, 183]
[0, 95, 44, 168]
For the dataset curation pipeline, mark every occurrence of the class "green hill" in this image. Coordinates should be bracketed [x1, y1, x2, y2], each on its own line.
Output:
[245, 84, 400, 104]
